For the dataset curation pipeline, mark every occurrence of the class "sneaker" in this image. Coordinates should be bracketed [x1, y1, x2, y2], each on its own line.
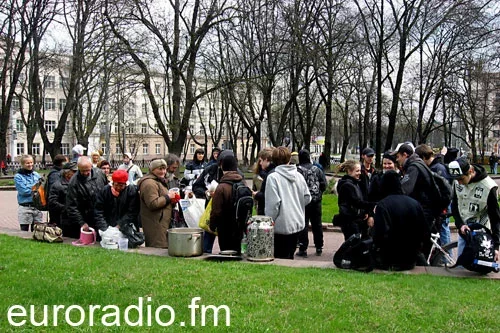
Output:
[315, 248, 323, 256]
[296, 250, 308, 258]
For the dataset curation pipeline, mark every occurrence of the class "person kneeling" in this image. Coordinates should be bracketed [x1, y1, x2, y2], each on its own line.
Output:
[372, 171, 430, 270]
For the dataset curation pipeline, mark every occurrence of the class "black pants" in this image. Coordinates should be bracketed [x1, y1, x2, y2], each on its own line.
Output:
[298, 200, 324, 251]
[274, 232, 299, 259]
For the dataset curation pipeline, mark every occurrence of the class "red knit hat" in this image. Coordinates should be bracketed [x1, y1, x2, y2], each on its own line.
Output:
[112, 170, 129, 184]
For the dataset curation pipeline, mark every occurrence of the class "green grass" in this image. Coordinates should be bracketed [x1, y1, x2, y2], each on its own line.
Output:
[0, 235, 499, 332]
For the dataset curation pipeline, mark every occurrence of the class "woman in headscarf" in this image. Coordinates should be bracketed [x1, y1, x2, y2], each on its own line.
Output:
[137, 159, 178, 248]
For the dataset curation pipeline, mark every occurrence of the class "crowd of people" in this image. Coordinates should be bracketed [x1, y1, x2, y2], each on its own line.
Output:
[12, 142, 500, 269]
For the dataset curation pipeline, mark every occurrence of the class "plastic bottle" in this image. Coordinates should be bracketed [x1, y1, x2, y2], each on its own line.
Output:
[241, 234, 248, 255]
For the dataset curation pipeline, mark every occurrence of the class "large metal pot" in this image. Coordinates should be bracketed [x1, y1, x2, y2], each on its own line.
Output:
[168, 228, 204, 257]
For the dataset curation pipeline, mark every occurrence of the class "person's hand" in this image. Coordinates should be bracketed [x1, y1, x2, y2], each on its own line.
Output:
[460, 224, 470, 235]
[82, 223, 89, 231]
[366, 216, 374, 228]
[187, 192, 194, 199]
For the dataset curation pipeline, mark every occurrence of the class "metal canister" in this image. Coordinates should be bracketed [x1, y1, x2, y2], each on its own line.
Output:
[246, 215, 274, 262]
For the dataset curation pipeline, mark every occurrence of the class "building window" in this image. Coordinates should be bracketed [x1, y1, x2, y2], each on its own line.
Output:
[153, 123, 159, 134]
[115, 145, 121, 154]
[61, 143, 70, 155]
[16, 119, 24, 132]
[189, 124, 194, 133]
[44, 75, 55, 89]
[155, 143, 161, 155]
[100, 122, 107, 134]
[127, 102, 135, 116]
[45, 120, 56, 132]
[44, 98, 56, 110]
[199, 107, 205, 117]
[11, 97, 20, 111]
[127, 123, 135, 134]
[190, 144, 195, 154]
[142, 103, 148, 115]
[130, 144, 135, 154]
[141, 123, 147, 134]
[32, 143, 40, 155]
[101, 143, 107, 155]
[114, 123, 119, 134]
[143, 144, 148, 155]
[60, 76, 69, 89]
[16, 143, 24, 155]
[493, 130, 500, 138]
[59, 99, 66, 112]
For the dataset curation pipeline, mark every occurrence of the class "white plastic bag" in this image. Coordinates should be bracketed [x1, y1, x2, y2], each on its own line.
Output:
[99, 226, 125, 250]
[179, 198, 206, 228]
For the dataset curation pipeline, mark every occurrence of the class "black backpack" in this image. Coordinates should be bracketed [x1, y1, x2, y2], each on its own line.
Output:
[221, 180, 253, 230]
[455, 223, 499, 274]
[413, 162, 452, 215]
[297, 165, 322, 202]
[333, 233, 374, 272]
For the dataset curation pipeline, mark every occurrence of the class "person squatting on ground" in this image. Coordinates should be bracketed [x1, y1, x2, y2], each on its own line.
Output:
[415, 144, 452, 247]
[209, 154, 246, 254]
[65, 156, 109, 239]
[372, 170, 431, 270]
[296, 149, 327, 257]
[48, 162, 77, 229]
[265, 146, 311, 259]
[94, 170, 140, 232]
[137, 159, 178, 248]
[14, 155, 43, 231]
[192, 150, 245, 253]
[448, 157, 500, 261]
[118, 153, 143, 185]
[336, 159, 376, 241]
[252, 147, 275, 215]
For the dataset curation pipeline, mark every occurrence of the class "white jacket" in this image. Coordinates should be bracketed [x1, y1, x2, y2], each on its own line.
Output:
[265, 164, 311, 235]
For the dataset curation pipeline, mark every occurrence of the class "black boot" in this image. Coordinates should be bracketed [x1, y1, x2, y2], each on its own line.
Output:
[20, 224, 29, 231]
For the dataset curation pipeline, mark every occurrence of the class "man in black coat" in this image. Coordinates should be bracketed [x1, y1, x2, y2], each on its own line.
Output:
[373, 171, 431, 270]
[66, 156, 108, 238]
[48, 162, 77, 229]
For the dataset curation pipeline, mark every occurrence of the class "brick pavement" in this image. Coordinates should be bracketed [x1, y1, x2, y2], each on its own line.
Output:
[0, 189, 498, 279]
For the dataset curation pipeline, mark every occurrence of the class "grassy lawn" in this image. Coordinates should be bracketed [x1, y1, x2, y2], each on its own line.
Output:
[0, 235, 498, 332]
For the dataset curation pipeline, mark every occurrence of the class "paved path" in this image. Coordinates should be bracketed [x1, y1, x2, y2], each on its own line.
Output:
[1, 190, 498, 279]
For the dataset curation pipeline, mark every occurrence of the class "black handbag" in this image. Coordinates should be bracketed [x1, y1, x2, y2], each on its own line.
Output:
[120, 223, 145, 248]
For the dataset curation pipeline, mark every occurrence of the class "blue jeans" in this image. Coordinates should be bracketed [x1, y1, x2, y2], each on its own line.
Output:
[203, 231, 216, 253]
[495, 163, 498, 175]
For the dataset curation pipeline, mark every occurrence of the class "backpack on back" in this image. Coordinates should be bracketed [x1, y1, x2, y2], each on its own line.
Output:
[333, 233, 374, 272]
[221, 180, 254, 230]
[297, 165, 322, 202]
[413, 162, 452, 215]
[32, 176, 48, 211]
[455, 223, 499, 274]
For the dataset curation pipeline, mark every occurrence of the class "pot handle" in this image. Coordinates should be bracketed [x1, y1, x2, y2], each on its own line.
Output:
[191, 234, 201, 243]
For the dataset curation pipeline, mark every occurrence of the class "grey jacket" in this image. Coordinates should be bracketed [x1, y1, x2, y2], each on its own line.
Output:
[265, 164, 311, 235]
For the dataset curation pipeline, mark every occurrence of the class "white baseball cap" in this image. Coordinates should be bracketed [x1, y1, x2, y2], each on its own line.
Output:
[72, 144, 87, 156]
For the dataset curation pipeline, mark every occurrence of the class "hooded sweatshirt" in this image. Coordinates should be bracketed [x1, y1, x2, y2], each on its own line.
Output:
[265, 164, 311, 235]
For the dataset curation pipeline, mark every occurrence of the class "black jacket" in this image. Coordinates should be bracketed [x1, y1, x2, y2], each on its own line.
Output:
[48, 175, 71, 227]
[255, 164, 276, 215]
[66, 168, 108, 228]
[192, 163, 244, 200]
[337, 175, 375, 223]
[94, 185, 140, 231]
[400, 154, 435, 213]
